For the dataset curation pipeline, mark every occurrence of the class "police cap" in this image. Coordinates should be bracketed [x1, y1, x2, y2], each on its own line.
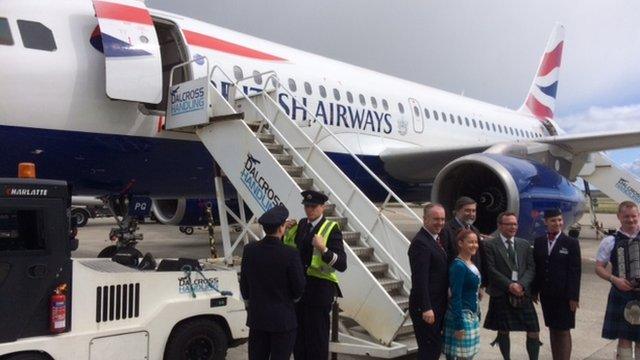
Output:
[301, 190, 328, 205]
[258, 204, 289, 227]
[543, 208, 562, 219]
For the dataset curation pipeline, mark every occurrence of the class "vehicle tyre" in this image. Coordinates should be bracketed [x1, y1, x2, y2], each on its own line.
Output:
[179, 226, 186, 233]
[71, 208, 90, 227]
[4, 352, 49, 360]
[164, 319, 228, 360]
[184, 227, 194, 235]
[97, 245, 118, 258]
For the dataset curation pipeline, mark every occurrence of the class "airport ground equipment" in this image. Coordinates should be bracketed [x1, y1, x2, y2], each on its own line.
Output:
[71, 196, 111, 227]
[0, 170, 248, 360]
[166, 60, 425, 357]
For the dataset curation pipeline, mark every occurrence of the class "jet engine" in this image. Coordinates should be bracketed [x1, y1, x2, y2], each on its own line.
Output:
[432, 153, 586, 239]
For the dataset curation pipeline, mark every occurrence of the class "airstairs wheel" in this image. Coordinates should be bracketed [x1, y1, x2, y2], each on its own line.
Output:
[164, 319, 228, 360]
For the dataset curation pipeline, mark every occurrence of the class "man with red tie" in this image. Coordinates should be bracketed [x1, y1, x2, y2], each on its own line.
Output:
[533, 209, 581, 360]
[408, 203, 449, 360]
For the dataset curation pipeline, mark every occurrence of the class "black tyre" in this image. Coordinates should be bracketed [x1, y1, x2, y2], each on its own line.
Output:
[97, 246, 143, 260]
[179, 226, 186, 233]
[71, 208, 90, 227]
[164, 319, 228, 360]
[184, 227, 194, 235]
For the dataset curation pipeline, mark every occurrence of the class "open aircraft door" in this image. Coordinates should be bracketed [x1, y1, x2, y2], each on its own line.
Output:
[92, 0, 163, 104]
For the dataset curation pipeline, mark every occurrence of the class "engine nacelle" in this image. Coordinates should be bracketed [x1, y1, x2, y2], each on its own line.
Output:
[432, 154, 586, 240]
[151, 198, 251, 227]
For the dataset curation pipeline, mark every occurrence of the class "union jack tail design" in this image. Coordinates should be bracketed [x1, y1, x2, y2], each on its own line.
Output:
[518, 23, 564, 121]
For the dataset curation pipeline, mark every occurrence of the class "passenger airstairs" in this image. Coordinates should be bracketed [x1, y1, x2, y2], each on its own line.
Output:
[580, 152, 640, 205]
[164, 60, 423, 357]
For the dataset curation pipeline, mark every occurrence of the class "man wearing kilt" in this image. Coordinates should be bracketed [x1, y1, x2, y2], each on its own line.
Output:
[595, 201, 640, 360]
[484, 212, 541, 360]
[533, 209, 581, 360]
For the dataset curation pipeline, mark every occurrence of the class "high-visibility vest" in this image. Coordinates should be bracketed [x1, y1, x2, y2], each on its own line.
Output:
[284, 219, 339, 284]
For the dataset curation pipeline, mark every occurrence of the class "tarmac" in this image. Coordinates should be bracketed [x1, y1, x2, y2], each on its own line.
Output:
[75, 211, 624, 360]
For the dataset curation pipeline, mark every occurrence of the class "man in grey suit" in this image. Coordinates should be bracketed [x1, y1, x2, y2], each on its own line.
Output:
[483, 212, 541, 360]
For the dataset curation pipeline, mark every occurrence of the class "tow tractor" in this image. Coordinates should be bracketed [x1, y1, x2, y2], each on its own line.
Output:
[0, 164, 248, 360]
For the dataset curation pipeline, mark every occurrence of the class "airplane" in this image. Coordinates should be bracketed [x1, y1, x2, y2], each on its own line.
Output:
[1, 0, 640, 240]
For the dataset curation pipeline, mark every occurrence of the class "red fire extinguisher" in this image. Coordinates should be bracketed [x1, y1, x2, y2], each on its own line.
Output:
[50, 283, 68, 334]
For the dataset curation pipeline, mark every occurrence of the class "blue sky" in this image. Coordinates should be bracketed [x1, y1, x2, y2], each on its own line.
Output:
[150, 0, 640, 176]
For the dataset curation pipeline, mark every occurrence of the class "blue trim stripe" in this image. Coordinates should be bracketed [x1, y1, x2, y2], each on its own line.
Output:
[537, 81, 558, 99]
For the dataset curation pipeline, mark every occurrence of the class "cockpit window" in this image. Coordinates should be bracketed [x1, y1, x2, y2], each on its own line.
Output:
[0, 18, 13, 45]
[17, 20, 56, 51]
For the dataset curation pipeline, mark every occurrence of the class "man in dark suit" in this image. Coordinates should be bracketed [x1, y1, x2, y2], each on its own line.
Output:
[440, 196, 487, 284]
[484, 212, 540, 360]
[240, 204, 306, 360]
[533, 209, 581, 360]
[408, 203, 449, 360]
[283, 190, 347, 360]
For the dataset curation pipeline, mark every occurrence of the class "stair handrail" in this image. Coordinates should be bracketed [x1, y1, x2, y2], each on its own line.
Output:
[259, 74, 423, 227]
[207, 64, 411, 306]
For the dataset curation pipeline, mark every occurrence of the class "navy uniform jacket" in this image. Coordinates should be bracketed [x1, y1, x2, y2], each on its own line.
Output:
[294, 216, 347, 307]
[533, 233, 581, 301]
[440, 218, 487, 286]
[408, 228, 449, 314]
[240, 235, 306, 332]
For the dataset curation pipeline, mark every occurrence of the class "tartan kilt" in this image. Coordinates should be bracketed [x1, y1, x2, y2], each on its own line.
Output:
[602, 286, 640, 341]
[484, 295, 539, 332]
[443, 309, 480, 358]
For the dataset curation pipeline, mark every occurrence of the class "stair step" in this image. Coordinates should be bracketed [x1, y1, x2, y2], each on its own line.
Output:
[364, 261, 388, 274]
[396, 322, 414, 336]
[257, 132, 275, 143]
[351, 246, 374, 259]
[247, 122, 262, 132]
[392, 295, 410, 310]
[282, 165, 303, 177]
[273, 153, 293, 165]
[326, 216, 347, 229]
[264, 143, 283, 154]
[342, 231, 360, 246]
[294, 177, 313, 190]
[323, 203, 336, 216]
[378, 277, 404, 291]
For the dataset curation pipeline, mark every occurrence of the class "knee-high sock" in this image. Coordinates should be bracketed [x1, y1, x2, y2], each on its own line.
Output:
[526, 337, 542, 360]
[617, 346, 632, 360]
[490, 333, 510, 360]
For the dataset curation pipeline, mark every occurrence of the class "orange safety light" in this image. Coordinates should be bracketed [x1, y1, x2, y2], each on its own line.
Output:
[18, 162, 36, 179]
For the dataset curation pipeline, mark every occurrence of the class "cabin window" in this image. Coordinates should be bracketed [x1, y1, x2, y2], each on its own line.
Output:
[449, 114, 455, 124]
[465, 117, 470, 127]
[472, 119, 477, 128]
[304, 82, 312, 95]
[371, 97, 378, 109]
[491, 123, 496, 132]
[433, 111, 439, 121]
[333, 88, 341, 101]
[498, 125, 503, 133]
[233, 65, 243, 81]
[382, 99, 389, 111]
[509, 127, 514, 135]
[252, 70, 262, 85]
[398, 103, 405, 114]
[17, 20, 56, 51]
[359, 94, 366, 106]
[457, 116, 463, 125]
[478, 120, 483, 129]
[346, 91, 354, 103]
[319, 85, 327, 98]
[424, 108, 431, 119]
[288, 78, 297, 92]
[0, 18, 13, 46]
[413, 106, 420, 116]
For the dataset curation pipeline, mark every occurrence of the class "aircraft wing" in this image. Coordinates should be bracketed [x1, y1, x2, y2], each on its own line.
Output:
[537, 129, 640, 154]
[380, 129, 640, 183]
[379, 145, 489, 182]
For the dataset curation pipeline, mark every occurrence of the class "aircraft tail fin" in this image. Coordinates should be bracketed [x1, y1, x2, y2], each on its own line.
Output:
[518, 23, 565, 120]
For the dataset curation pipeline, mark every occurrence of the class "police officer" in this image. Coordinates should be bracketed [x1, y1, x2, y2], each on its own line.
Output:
[284, 190, 347, 360]
[240, 204, 306, 360]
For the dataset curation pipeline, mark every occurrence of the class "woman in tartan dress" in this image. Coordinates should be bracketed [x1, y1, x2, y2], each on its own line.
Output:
[443, 229, 481, 359]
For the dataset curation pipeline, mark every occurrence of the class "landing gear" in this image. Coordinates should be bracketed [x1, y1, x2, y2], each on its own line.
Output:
[179, 226, 195, 235]
[97, 195, 144, 257]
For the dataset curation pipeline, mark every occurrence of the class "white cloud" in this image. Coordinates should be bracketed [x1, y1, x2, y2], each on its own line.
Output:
[623, 158, 640, 176]
[556, 104, 640, 133]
